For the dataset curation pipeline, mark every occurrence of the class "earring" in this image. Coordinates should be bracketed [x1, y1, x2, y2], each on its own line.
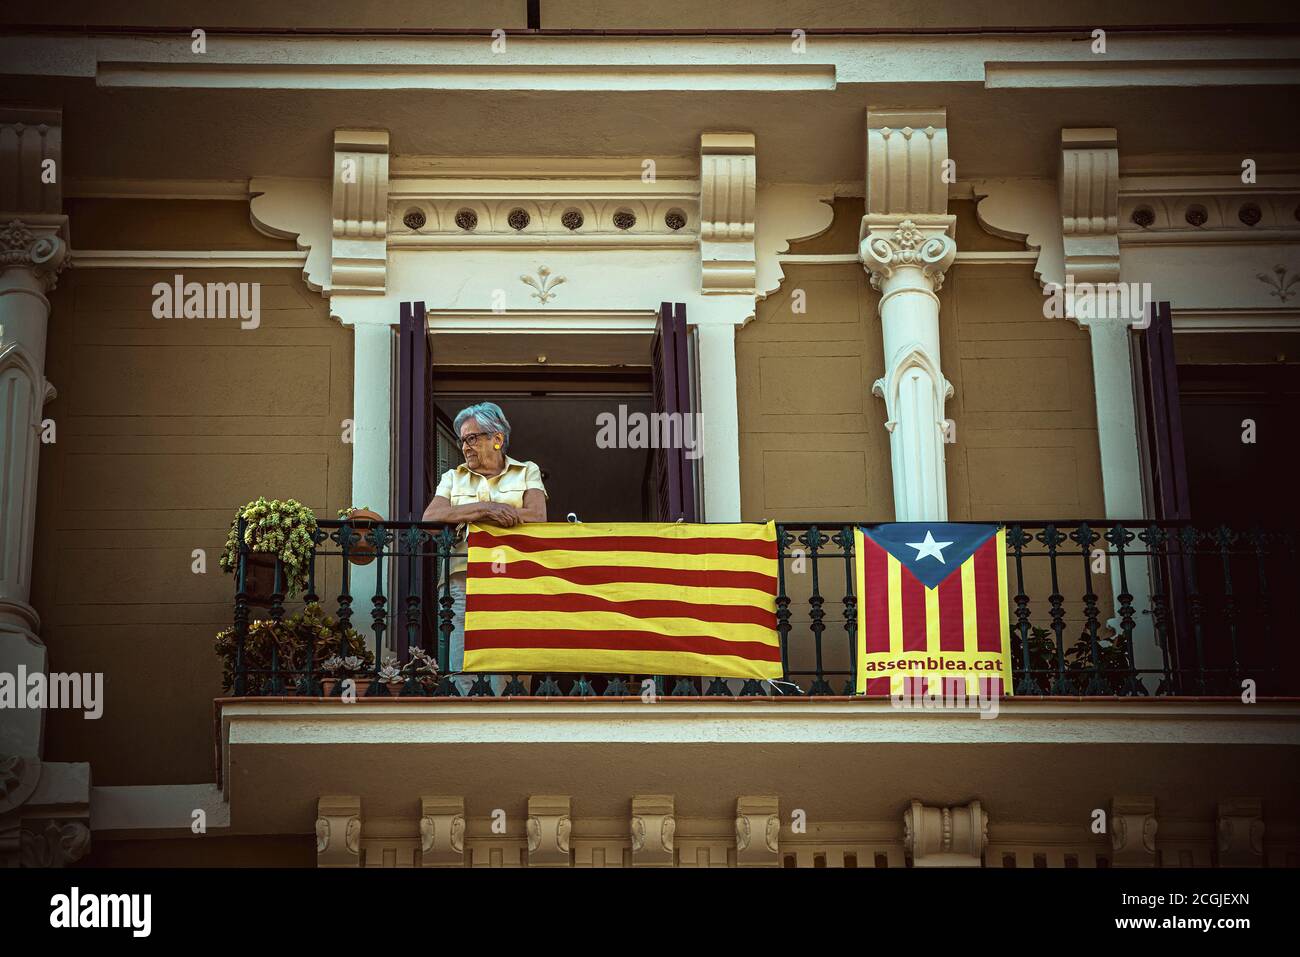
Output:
[493, 443, 501, 450]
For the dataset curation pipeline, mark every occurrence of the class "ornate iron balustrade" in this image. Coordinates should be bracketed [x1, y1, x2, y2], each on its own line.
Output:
[225, 519, 1298, 698]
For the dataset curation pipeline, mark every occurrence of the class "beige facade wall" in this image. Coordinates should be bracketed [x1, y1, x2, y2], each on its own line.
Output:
[33, 199, 354, 786]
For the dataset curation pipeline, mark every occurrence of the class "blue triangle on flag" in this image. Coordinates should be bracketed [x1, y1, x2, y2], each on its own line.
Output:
[860, 523, 1000, 590]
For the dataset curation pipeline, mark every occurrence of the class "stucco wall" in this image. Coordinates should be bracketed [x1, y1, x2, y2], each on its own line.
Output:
[33, 200, 354, 786]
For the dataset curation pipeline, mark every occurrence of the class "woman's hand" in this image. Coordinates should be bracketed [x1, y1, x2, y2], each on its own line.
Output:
[477, 502, 521, 527]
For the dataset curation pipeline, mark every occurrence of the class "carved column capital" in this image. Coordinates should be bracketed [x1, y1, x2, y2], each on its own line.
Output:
[1217, 798, 1264, 867]
[526, 795, 572, 867]
[904, 800, 988, 867]
[630, 794, 676, 867]
[315, 795, 362, 867]
[735, 795, 780, 866]
[419, 795, 466, 866]
[1110, 796, 1158, 867]
[0, 219, 69, 292]
[860, 216, 957, 296]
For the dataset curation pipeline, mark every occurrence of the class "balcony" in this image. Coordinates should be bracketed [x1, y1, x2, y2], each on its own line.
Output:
[205, 518, 1300, 867]
[221, 519, 1299, 700]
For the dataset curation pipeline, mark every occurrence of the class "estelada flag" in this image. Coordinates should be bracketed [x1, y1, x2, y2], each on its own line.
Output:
[464, 522, 782, 680]
[854, 523, 1012, 696]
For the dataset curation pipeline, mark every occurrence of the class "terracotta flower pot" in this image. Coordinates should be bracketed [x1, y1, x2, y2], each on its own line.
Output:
[350, 677, 373, 697]
[386, 680, 405, 696]
[342, 509, 384, 566]
[320, 677, 337, 696]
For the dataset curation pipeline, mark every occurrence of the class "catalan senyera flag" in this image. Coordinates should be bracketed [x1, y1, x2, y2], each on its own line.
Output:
[854, 523, 1013, 697]
[463, 522, 782, 680]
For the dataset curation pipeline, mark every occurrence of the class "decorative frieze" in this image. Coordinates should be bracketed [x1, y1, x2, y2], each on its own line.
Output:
[699, 132, 757, 294]
[1121, 191, 1300, 242]
[526, 794, 572, 867]
[1110, 796, 1158, 867]
[418, 795, 466, 867]
[735, 795, 780, 867]
[1217, 798, 1264, 867]
[630, 794, 676, 867]
[315, 795, 362, 867]
[904, 800, 988, 867]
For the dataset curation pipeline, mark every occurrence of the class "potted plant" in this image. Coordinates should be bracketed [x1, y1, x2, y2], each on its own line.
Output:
[404, 646, 441, 694]
[341, 655, 372, 696]
[320, 654, 344, 696]
[337, 505, 385, 566]
[220, 498, 319, 607]
[377, 655, 405, 695]
[215, 602, 373, 696]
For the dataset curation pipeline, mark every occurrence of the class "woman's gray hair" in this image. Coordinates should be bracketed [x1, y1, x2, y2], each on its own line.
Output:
[454, 401, 511, 451]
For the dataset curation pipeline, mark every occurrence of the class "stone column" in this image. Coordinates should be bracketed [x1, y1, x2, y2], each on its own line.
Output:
[860, 110, 956, 522]
[0, 109, 69, 761]
[0, 107, 89, 867]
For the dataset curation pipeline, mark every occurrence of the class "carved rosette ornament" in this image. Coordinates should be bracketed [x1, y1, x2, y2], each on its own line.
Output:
[0, 220, 69, 292]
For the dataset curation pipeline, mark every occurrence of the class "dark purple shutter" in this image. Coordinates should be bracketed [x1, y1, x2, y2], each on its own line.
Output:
[647, 302, 698, 522]
[396, 300, 431, 657]
[1134, 301, 1190, 520]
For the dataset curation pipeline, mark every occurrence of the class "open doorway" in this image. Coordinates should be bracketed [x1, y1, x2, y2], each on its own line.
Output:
[432, 375, 653, 522]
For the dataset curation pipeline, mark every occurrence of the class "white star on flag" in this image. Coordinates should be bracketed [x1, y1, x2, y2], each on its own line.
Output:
[907, 530, 954, 563]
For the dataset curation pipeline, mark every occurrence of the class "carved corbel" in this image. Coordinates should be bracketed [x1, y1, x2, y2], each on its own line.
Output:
[735, 795, 780, 867]
[419, 795, 466, 867]
[1217, 799, 1264, 867]
[630, 794, 676, 868]
[699, 132, 756, 294]
[903, 800, 988, 867]
[316, 795, 362, 867]
[331, 129, 389, 294]
[1110, 796, 1158, 867]
[1058, 128, 1120, 307]
[526, 795, 572, 867]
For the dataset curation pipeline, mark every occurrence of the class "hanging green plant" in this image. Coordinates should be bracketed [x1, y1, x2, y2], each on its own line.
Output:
[219, 497, 319, 599]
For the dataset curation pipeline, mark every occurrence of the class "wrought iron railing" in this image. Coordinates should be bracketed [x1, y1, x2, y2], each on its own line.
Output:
[224, 519, 1298, 698]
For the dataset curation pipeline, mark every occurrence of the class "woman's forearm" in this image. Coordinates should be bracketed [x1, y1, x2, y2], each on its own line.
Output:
[422, 498, 486, 523]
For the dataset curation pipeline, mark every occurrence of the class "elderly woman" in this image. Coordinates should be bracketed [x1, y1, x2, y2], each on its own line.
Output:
[423, 402, 547, 693]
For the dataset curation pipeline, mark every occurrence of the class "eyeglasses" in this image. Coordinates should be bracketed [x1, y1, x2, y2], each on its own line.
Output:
[460, 431, 494, 447]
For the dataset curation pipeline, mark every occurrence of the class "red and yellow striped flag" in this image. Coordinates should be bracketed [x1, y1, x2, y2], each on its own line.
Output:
[463, 522, 782, 680]
[854, 523, 1013, 696]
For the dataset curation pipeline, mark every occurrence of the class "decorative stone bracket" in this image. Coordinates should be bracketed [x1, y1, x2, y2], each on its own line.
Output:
[631, 794, 676, 867]
[331, 129, 389, 295]
[1217, 798, 1264, 867]
[1110, 796, 1158, 867]
[699, 132, 756, 295]
[527, 794, 572, 867]
[735, 795, 780, 866]
[904, 799, 988, 867]
[419, 795, 466, 867]
[316, 795, 362, 867]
